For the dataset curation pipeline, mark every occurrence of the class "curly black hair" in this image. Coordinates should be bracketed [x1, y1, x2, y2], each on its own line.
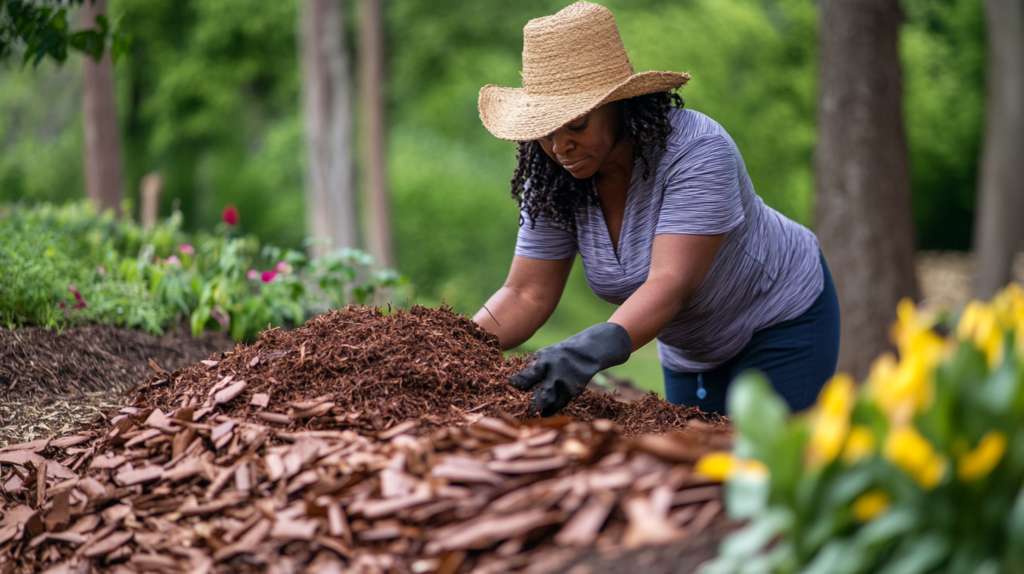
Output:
[510, 90, 684, 234]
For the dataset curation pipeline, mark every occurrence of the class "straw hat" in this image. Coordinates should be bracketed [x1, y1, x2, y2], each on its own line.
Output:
[478, 2, 690, 142]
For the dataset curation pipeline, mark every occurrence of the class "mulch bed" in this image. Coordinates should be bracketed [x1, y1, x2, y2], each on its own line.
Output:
[0, 325, 233, 397]
[0, 306, 734, 573]
[0, 326, 233, 447]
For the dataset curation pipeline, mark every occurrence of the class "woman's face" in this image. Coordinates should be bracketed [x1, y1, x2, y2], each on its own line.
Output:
[537, 103, 621, 179]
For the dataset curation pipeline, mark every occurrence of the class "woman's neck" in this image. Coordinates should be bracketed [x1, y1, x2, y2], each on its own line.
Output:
[595, 141, 635, 198]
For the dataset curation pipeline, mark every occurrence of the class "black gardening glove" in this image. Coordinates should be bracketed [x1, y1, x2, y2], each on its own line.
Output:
[509, 322, 632, 417]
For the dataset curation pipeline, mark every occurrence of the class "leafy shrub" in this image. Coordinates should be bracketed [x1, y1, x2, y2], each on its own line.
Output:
[699, 285, 1024, 574]
[0, 201, 405, 340]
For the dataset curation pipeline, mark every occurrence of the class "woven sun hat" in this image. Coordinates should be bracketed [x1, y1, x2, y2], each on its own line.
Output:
[478, 1, 690, 142]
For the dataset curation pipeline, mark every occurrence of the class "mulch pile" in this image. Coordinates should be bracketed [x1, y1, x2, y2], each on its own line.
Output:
[141, 306, 723, 437]
[0, 305, 733, 573]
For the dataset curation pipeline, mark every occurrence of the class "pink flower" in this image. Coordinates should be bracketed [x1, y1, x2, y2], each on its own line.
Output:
[211, 307, 229, 327]
[261, 270, 277, 283]
[247, 269, 259, 281]
[165, 255, 182, 265]
[178, 244, 195, 256]
[67, 285, 77, 293]
[59, 301, 65, 309]
[222, 205, 239, 226]
[275, 261, 293, 275]
[97, 265, 106, 277]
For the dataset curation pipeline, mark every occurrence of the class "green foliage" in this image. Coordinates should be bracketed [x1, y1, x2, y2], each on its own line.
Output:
[0, 0, 130, 65]
[702, 290, 1024, 574]
[902, 0, 986, 250]
[0, 201, 404, 340]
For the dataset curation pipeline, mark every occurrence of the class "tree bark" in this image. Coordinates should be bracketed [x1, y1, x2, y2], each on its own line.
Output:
[301, 0, 359, 257]
[359, 0, 394, 269]
[815, 0, 919, 379]
[80, 0, 124, 215]
[972, 0, 1024, 299]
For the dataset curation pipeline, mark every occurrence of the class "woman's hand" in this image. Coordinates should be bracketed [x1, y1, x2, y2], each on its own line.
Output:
[473, 255, 574, 350]
[508, 322, 632, 416]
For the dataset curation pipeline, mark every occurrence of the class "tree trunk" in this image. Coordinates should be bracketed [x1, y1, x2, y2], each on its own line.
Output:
[301, 0, 358, 257]
[815, 0, 919, 379]
[972, 0, 1024, 299]
[360, 0, 394, 269]
[81, 0, 124, 215]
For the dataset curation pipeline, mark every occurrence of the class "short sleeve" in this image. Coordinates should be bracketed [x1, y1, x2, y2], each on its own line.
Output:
[514, 210, 577, 260]
[656, 134, 745, 236]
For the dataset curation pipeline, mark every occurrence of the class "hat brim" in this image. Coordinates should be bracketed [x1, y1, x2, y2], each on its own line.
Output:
[478, 71, 690, 142]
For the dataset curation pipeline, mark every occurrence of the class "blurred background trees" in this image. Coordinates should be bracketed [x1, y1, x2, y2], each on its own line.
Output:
[0, 0, 1012, 387]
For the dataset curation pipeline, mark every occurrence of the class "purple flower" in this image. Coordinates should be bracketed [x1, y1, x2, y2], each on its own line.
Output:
[178, 243, 195, 256]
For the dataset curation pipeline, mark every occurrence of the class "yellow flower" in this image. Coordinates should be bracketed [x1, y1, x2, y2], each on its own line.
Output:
[852, 489, 891, 522]
[958, 301, 1005, 368]
[842, 425, 876, 464]
[958, 431, 1007, 483]
[806, 374, 855, 467]
[868, 344, 940, 426]
[883, 425, 947, 490]
[695, 452, 768, 482]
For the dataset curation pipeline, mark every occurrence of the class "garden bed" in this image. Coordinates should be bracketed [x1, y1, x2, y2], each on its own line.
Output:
[0, 306, 733, 573]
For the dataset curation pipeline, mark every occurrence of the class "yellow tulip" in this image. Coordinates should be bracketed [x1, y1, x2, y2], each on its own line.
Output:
[958, 431, 1007, 483]
[883, 425, 947, 490]
[695, 452, 769, 482]
[695, 451, 736, 482]
[806, 374, 855, 467]
[958, 301, 1005, 369]
[842, 425, 876, 464]
[852, 489, 891, 522]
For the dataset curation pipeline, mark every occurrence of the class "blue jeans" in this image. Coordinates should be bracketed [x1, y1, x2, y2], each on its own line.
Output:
[663, 252, 840, 414]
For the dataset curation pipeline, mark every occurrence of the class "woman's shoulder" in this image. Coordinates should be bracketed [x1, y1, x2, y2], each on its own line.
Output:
[666, 108, 729, 145]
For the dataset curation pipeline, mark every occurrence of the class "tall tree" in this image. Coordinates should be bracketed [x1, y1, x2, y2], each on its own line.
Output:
[301, 0, 358, 257]
[81, 0, 124, 214]
[971, 0, 1024, 299]
[815, 0, 919, 378]
[359, 0, 393, 268]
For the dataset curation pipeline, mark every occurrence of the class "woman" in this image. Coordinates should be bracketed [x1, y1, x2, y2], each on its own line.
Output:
[473, 2, 840, 416]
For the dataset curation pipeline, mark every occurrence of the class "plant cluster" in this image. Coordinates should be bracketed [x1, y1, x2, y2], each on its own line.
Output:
[0, 201, 404, 341]
[699, 285, 1024, 574]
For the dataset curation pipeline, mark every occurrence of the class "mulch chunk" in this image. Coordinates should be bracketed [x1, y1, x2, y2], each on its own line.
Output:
[0, 305, 734, 573]
[141, 305, 725, 437]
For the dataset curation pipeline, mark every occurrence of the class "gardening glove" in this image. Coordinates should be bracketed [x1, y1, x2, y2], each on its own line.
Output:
[509, 322, 632, 417]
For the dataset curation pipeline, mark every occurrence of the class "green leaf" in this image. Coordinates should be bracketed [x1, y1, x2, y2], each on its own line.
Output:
[876, 534, 949, 574]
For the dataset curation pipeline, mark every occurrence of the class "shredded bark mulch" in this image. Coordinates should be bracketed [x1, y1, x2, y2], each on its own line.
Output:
[140, 305, 725, 437]
[0, 305, 734, 572]
[0, 325, 233, 398]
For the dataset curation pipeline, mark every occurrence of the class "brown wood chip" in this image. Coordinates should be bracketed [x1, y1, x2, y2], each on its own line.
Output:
[83, 530, 134, 558]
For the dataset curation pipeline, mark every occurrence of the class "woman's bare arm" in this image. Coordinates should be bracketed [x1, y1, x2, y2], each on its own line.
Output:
[609, 233, 725, 351]
[473, 255, 574, 350]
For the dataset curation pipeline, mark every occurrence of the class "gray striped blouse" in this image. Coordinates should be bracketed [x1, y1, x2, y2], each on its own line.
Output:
[514, 108, 824, 372]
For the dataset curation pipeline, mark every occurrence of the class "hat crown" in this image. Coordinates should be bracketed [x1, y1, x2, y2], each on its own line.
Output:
[521, 2, 634, 97]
